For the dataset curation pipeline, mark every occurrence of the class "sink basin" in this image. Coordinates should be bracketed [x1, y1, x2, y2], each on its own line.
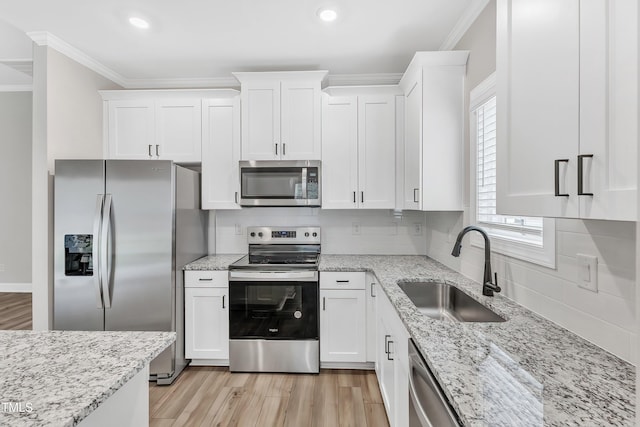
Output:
[398, 281, 506, 322]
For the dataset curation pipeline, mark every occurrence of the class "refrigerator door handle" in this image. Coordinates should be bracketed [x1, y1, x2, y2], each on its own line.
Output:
[100, 194, 113, 309]
[93, 195, 105, 309]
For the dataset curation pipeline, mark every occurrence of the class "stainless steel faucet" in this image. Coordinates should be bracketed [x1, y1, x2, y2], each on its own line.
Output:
[451, 225, 501, 297]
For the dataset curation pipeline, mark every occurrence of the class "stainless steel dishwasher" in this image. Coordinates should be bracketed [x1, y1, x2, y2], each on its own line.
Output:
[409, 339, 462, 427]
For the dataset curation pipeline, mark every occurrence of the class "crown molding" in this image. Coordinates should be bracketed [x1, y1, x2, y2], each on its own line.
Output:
[326, 73, 403, 86]
[440, 0, 491, 50]
[24, 31, 403, 89]
[124, 76, 240, 89]
[0, 85, 33, 92]
[0, 59, 33, 76]
[27, 31, 127, 87]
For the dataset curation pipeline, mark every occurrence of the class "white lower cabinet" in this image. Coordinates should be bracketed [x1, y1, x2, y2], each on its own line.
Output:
[184, 271, 229, 362]
[375, 286, 409, 427]
[319, 272, 367, 364]
[366, 273, 378, 363]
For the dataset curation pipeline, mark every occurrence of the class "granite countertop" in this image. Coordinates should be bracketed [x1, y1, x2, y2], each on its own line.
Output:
[183, 254, 244, 270]
[319, 255, 635, 427]
[0, 330, 175, 427]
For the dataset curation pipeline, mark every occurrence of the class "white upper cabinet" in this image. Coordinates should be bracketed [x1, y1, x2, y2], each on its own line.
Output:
[398, 51, 469, 211]
[496, 0, 637, 220]
[155, 99, 202, 162]
[101, 89, 238, 163]
[106, 100, 155, 160]
[234, 71, 327, 160]
[322, 88, 398, 209]
[202, 97, 241, 210]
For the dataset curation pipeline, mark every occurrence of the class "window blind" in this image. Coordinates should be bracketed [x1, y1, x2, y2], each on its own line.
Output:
[475, 96, 543, 237]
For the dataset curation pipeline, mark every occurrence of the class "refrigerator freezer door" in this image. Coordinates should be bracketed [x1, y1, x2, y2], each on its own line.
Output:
[54, 160, 106, 331]
[103, 160, 175, 333]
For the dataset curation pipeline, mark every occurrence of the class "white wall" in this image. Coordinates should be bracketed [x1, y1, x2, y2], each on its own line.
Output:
[0, 91, 32, 289]
[424, 0, 637, 363]
[31, 45, 121, 330]
[214, 209, 427, 255]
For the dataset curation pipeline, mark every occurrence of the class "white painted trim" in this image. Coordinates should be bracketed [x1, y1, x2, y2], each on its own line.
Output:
[0, 59, 33, 76]
[440, 0, 491, 50]
[327, 73, 403, 86]
[124, 77, 240, 89]
[0, 85, 32, 92]
[469, 72, 497, 110]
[99, 88, 239, 100]
[27, 31, 128, 87]
[0, 283, 32, 292]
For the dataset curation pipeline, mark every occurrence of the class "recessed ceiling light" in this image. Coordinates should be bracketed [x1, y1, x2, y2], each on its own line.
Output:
[317, 8, 337, 22]
[129, 16, 150, 29]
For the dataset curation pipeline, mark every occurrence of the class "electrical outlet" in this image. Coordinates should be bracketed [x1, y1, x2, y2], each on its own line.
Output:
[412, 223, 423, 236]
[234, 224, 243, 235]
[577, 254, 598, 292]
[352, 222, 361, 235]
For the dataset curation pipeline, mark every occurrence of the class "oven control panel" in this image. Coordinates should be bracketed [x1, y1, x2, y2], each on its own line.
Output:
[247, 226, 320, 244]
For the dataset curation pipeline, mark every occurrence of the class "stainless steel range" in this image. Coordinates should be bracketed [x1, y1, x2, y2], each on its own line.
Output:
[228, 226, 320, 373]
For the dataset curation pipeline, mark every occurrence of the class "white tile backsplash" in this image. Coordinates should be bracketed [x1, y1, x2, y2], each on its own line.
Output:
[212, 208, 428, 255]
[425, 210, 637, 363]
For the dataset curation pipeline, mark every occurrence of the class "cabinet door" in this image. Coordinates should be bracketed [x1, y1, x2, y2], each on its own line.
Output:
[320, 289, 366, 363]
[107, 100, 155, 159]
[358, 95, 396, 209]
[202, 98, 241, 209]
[321, 95, 359, 209]
[155, 99, 202, 162]
[376, 304, 395, 424]
[496, 0, 580, 218]
[281, 80, 322, 160]
[578, 0, 637, 220]
[240, 80, 280, 160]
[185, 287, 229, 360]
[365, 274, 378, 363]
[403, 75, 422, 210]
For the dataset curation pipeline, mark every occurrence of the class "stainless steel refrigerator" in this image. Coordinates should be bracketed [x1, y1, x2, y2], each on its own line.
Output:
[54, 159, 207, 385]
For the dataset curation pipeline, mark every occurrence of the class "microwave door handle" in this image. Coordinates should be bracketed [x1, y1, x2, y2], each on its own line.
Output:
[301, 167, 307, 199]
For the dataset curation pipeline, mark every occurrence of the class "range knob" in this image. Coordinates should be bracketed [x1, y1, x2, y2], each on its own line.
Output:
[250, 232, 256, 237]
[304, 232, 310, 237]
[312, 232, 318, 237]
[258, 232, 263, 238]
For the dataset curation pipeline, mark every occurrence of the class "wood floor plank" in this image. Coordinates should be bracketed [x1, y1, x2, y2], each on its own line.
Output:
[365, 403, 391, 427]
[0, 293, 32, 330]
[337, 369, 363, 387]
[149, 419, 175, 427]
[283, 374, 316, 427]
[201, 386, 246, 426]
[151, 367, 212, 419]
[255, 396, 289, 426]
[266, 374, 295, 398]
[361, 369, 384, 404]
[170, 368, 230, 427]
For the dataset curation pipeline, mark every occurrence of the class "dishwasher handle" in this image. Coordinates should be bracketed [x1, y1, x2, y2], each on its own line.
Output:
[409, 342, 461, 427]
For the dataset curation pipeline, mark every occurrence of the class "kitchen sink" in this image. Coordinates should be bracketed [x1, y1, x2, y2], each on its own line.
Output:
[398, 281, 506, 322]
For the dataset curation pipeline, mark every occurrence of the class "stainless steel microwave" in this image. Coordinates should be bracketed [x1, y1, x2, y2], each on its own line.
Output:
[239, 160, 321, 207]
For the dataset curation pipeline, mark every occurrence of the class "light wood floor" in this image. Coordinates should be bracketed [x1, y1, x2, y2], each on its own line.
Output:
[150, 367, 389, 427]
[0, 292, 389, 426]
[0, 292, 32, 330]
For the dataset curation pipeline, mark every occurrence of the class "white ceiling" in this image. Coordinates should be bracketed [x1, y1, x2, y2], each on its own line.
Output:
[0, 0, 480, 87]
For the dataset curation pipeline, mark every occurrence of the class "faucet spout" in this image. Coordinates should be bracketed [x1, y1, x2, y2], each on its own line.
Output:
[450, 225, 501, 297]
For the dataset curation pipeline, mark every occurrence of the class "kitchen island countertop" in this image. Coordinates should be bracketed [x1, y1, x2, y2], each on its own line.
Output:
[0, 330, 175, 427]
[319, 254, 635, 427]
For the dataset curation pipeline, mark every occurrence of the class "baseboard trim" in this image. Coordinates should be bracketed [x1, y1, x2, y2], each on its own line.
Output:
[0, 283, 32, 293]
[320, 361, 375, 370]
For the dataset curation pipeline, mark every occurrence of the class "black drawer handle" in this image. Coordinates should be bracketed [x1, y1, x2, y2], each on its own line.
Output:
[578, 154, 594, 196]
[198, 278, 213, 281]
[336, 280, 350, 283]
[554, 159, 570, 197]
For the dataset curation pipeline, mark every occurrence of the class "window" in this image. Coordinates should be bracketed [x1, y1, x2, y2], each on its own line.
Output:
[470, 73, 555, 268]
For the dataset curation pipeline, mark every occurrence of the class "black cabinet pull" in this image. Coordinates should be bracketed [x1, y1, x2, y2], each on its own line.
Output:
[387, 340, 394, 361]
[275, 143, 278, 156]
[222, 295, 226, 309]
[198, 278, 213, 281]
[413, 188, 419, 203]
[554, 159, 570, 197]
[361, 191, 364, 203]
[353, 191, 356, 203]
[336, 280, 349, 284]
[323, 297, 326, 311]
[384, 334, 391, 354]
[370, 283, 376, 297]
[577, 154, 594, 196]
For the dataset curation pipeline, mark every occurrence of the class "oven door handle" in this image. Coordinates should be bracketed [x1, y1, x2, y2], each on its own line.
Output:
[229, 270, 318, 281]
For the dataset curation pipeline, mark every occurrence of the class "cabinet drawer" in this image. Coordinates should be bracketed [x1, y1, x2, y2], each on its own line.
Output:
[185, 270, 228, 288]
[320, 272, 365, 290]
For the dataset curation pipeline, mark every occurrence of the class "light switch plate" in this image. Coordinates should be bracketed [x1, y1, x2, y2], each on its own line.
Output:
[577, 254, 598, 292]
